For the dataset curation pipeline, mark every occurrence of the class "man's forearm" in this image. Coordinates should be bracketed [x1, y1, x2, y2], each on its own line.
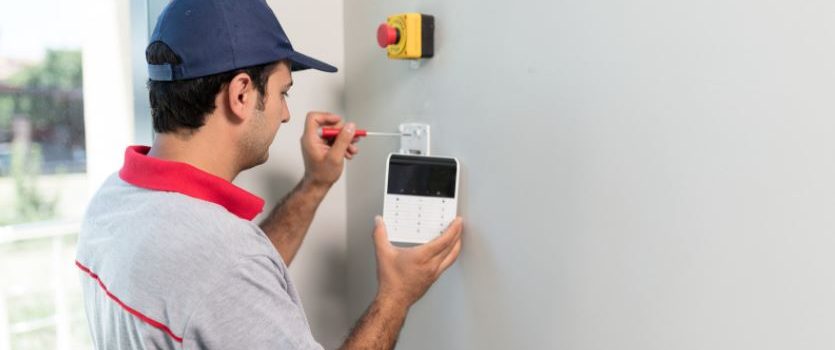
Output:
[259, 178, 329, 266]
[340, 296, 409, 350]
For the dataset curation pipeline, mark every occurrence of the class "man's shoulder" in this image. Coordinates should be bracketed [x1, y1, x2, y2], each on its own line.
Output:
[77, 172, 284, 302]
[85, 173, 254, 228]
[84, 173, 265, 237]
[76, 173, 287, 340]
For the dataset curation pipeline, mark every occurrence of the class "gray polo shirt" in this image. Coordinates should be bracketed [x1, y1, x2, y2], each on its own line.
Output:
[76, 145, 323, 349]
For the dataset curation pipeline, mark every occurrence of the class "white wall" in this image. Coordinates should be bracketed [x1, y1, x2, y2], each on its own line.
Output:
[344, 1, 835, 349]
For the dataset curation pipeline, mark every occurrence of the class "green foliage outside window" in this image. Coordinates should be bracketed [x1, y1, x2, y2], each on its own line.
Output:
[1, 50, 84, 140]
[0, 50, 81, 224]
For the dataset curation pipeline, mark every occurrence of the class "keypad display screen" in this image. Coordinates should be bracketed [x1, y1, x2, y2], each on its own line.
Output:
[386, 155, 457, 198]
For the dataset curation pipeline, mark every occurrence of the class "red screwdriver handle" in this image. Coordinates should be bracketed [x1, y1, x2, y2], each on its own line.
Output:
[319, 127, 367, 139]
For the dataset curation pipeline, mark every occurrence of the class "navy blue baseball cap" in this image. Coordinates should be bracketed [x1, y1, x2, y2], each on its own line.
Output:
[147, 0, 337, 81]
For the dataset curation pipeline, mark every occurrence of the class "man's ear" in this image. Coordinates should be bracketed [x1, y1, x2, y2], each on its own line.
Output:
[226, 72, 255, 122]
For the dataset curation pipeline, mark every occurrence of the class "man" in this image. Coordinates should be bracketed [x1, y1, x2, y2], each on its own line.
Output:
[75, 0, 463, 349]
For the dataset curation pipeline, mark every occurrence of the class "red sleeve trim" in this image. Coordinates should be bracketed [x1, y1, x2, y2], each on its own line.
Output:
[75, 260, 184, 343]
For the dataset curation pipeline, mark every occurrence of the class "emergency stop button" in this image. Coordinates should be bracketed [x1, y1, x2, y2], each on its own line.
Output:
[376, 13, 434, 59]
[377, 24, 399, 48]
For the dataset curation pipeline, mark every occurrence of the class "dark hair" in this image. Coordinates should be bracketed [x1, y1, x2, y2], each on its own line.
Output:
[146, 41, 278, 133]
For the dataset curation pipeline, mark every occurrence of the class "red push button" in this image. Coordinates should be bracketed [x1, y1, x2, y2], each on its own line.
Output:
[377, 23, 399, 48]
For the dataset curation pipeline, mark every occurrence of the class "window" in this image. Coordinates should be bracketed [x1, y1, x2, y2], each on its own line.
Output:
[0, 1, 92, 348]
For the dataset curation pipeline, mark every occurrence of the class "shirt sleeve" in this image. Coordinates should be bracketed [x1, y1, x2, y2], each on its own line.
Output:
[181, 256, 324, 350]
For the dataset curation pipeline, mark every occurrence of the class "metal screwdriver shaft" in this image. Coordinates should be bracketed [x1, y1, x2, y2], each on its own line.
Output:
[365, 131, 402, 137]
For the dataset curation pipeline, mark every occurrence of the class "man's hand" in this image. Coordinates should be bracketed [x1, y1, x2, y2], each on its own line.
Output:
[339, 217, 463, 349]
[373, 216, 464, 307]
[301, 112, 359, 189]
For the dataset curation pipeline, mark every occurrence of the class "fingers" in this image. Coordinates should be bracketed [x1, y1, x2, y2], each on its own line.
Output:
[347, 144, 359, 159]
[302, 112, 361, 160]
[304, 112, 343, 140]
[327, 122, 355, 162]
[422, 217, 463, 257]
[435, 238, 463, 277]
[430, 219, 463, 264]
[342, 139, 359, 160]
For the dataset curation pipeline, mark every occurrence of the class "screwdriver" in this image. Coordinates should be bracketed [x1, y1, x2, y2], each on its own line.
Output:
[318, 127, 407, 139]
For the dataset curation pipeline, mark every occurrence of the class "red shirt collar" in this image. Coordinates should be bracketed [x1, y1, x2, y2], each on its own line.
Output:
[118, 145, 264, 220]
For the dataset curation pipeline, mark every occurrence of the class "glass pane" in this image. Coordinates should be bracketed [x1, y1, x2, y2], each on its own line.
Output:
[0, 0, 92, 348]
[0, 0, 86, 225]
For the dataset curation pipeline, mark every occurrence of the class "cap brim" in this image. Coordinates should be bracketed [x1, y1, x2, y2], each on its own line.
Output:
[287, 52, 338, 73]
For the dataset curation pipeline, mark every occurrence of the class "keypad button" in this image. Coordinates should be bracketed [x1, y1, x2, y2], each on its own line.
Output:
[385, 194, 455, 242]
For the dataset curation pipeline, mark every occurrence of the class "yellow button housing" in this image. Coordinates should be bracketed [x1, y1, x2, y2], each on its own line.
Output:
[383, 13, 434, 59]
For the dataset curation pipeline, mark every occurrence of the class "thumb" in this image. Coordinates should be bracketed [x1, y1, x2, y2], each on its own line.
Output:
[372, 216, 391, 252]
[328, 122, 355, 161]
